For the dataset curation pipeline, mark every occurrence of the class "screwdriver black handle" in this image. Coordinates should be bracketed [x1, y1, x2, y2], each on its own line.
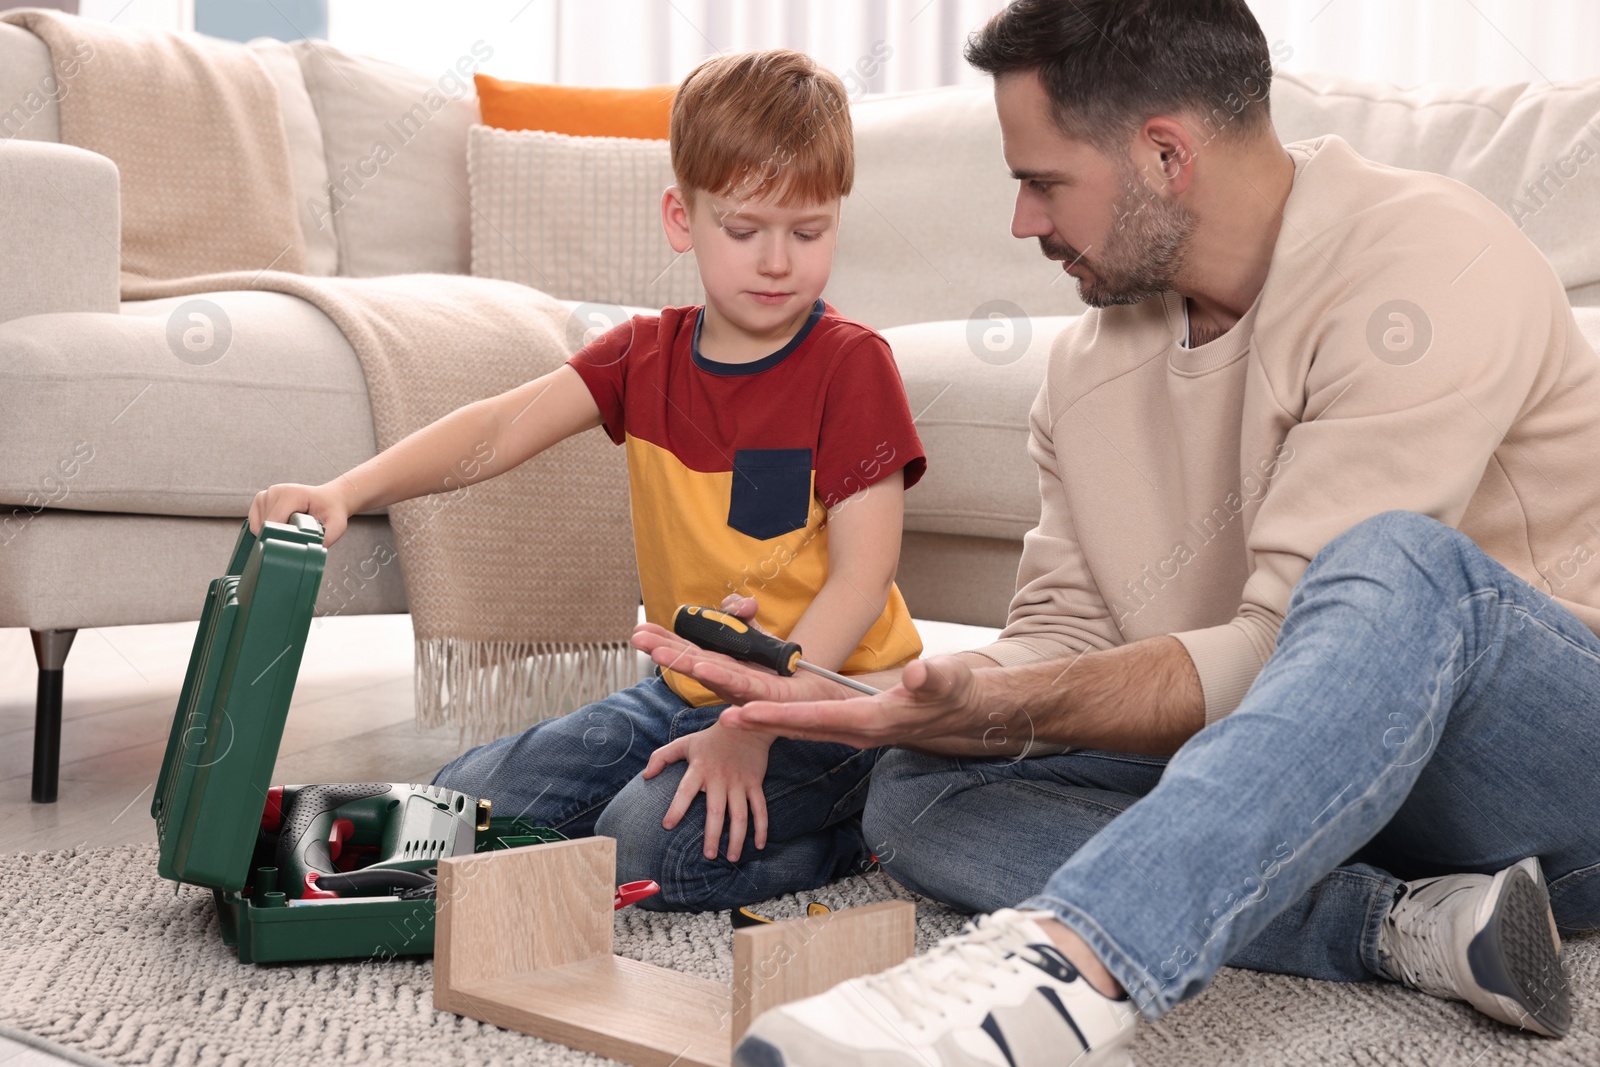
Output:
[673, 605, 803, 676]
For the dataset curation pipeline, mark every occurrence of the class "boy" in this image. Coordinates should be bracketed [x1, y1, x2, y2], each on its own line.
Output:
[248, 49, 927, 911]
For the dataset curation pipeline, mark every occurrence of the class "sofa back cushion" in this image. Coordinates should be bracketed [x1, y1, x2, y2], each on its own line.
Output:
[0, 20, 62, 142]
[291, 39, 480, 277]
[832, 85, 1079, 330]
[248, 38, 337, 276]
[1272, 71, 1600, 306]
[833, 74, 1600, 327]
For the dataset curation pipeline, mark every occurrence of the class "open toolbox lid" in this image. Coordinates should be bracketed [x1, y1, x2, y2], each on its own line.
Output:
[151, 514, 327, 892]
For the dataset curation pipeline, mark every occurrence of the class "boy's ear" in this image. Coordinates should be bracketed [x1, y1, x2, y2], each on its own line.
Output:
[661, 185, 694, 254]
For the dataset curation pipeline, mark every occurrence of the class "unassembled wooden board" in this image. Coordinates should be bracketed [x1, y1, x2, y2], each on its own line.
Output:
[732, 899, 916, 1039]
[434, 836, 916, 1067]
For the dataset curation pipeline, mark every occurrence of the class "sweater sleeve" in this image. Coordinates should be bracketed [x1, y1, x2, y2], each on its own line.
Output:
[1172, 195, 1564, 723]
[971, 350, 1126, 667]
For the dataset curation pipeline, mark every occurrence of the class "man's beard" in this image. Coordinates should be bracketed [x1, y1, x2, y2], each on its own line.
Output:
[1042, 160, 1197, 308]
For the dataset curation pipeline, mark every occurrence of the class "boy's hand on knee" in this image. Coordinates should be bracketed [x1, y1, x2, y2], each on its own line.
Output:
[644, 722, 776, 862]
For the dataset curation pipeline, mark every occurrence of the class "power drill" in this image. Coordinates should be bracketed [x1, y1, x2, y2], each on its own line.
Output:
[263, 782, 490, 900]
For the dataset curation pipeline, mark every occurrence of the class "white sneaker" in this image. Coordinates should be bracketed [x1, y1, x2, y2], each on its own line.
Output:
[733, 908, 1142, 1067]
[1378, 856, 1570, 1036]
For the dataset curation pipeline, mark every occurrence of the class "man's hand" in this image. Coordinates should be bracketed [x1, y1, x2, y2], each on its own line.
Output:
[248, 481, 354, 544]
[719, 654, 1032, 757]
[642, 722, 776, 862]
[725, 638, 1205, 758]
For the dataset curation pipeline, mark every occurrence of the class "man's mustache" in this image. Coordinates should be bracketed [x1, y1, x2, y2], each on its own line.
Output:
[1040, 236, 1088, 266]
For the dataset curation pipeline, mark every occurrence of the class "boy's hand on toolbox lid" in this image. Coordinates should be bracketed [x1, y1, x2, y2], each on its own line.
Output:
[247, 481, 353, 546]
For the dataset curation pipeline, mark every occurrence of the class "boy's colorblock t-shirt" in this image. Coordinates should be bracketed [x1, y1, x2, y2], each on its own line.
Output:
[568, 299, 927, 705]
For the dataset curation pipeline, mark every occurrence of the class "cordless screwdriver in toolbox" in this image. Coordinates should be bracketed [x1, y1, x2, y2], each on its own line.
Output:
[671, 605, 882, 695]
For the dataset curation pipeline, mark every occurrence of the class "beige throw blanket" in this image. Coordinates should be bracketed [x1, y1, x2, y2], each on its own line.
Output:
[134, 271, 642, 741]
[1, 9, 307, 287]
[7, 10, 640, 740]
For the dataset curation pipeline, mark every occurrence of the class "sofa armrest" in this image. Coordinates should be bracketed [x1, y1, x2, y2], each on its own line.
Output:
[0, 140, 119, 325]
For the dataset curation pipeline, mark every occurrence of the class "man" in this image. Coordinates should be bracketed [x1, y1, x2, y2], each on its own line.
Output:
[634, 0, 1600, 1063]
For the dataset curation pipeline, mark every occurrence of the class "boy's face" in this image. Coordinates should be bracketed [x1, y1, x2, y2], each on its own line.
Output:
[662, 186, 840, 339]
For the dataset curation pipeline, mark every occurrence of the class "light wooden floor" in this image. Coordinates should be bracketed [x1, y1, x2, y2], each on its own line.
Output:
[0, 1031, 91, 1067]
[0, 614, 996, 855]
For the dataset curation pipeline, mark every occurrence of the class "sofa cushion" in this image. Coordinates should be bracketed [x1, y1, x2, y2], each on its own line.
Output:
[467, 125, 702, 310]
[0, 291, 375, 517]
[291, 39, 480, 278]
[884, 315, 1076, 542]
[0, 512, 408, 630]
[0, 19, 60, 142]
[833, 85, 1082, 332]
[1272, 71, 1600, 302]
[0, 293, 661, 518]
[248, 37, 338, 276]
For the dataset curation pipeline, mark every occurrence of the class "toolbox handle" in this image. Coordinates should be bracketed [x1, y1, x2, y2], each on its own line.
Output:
[227, 512, 326, 577]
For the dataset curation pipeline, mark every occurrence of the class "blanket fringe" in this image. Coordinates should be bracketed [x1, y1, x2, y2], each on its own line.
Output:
[415, 638, 642, 746]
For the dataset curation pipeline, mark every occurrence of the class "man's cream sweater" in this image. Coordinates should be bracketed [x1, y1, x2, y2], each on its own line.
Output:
[977, 135, 1600, 723]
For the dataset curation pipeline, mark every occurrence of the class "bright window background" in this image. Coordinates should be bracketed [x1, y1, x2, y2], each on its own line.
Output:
[1252, 0, 1600, 86]
[321, 1, 1013, 91]
[77, 0, 1600, 89]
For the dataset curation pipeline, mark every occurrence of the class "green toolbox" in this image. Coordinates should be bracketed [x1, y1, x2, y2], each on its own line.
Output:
[150, 513, 564, 964]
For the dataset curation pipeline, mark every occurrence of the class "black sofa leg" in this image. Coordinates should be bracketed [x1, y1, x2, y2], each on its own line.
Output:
[30, 629, 77, 804]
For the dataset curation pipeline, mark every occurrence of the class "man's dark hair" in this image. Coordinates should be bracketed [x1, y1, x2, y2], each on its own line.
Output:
[965, 0, 1276, 149]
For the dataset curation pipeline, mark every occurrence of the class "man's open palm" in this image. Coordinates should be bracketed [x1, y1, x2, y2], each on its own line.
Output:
[719, 655, 1019, 756]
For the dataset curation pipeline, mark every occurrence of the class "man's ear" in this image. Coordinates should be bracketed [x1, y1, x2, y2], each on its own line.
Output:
[662, 185, 694, 253]
[1139, 117, 1197, 195]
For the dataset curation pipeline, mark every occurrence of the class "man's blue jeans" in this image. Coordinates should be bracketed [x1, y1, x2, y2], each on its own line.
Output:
[431, 676, 879, 911]
[863, 511, 1600, 1018]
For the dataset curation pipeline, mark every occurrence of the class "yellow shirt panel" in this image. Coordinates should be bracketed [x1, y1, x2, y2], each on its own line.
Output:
[625, 435, 922, 705]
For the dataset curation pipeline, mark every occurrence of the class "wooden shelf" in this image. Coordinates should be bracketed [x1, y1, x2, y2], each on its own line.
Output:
[434, 836, 915, 1067]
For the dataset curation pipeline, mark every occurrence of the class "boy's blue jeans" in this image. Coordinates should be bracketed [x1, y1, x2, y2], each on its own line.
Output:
[863, 511, 1600, 1018]
[431, 676, 879, 911]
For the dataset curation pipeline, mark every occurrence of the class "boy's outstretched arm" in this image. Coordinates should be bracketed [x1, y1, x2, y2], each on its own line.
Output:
[644, 470, 909, 863]
[248, 366, 602, 544]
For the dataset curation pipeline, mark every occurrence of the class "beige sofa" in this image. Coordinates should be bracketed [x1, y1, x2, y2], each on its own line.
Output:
[3, 20, 1599, 802]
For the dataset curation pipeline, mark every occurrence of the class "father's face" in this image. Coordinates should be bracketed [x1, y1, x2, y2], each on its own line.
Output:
[995, 71, 1195, 308]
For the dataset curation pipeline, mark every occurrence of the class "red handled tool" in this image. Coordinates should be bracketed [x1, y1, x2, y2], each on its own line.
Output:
[615, 880, 660, 910]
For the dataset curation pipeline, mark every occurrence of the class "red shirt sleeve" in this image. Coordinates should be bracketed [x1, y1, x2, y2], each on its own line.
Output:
[565, 317, 644, 445]
[813, 333, 927, 509]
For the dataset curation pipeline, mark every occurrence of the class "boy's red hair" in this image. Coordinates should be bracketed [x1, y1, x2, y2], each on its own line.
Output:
[670, 49, 854, 208]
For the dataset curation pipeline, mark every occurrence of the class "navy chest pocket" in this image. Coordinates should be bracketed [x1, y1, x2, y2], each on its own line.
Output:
[728, 448, 814, 540]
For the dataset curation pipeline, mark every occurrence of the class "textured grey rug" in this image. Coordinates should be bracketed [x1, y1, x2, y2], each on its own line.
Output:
[0, 844, 1594, 1066]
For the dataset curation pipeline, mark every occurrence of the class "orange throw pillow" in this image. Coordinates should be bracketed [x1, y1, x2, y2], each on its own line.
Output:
[474, 73, 675, 140]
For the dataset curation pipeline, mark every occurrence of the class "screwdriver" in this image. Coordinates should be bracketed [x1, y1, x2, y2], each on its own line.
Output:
[672, 605, 882, 695]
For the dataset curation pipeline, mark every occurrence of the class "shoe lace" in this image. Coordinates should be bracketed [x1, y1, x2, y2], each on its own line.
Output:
[1385, 898, 1458, 1000]
[861, 913, 1031, 1029]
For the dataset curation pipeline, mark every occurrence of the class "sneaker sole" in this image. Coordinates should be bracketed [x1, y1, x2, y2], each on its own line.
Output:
[1465, 859, 1571, 1037]
[734, 1020, 1137, 1067]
